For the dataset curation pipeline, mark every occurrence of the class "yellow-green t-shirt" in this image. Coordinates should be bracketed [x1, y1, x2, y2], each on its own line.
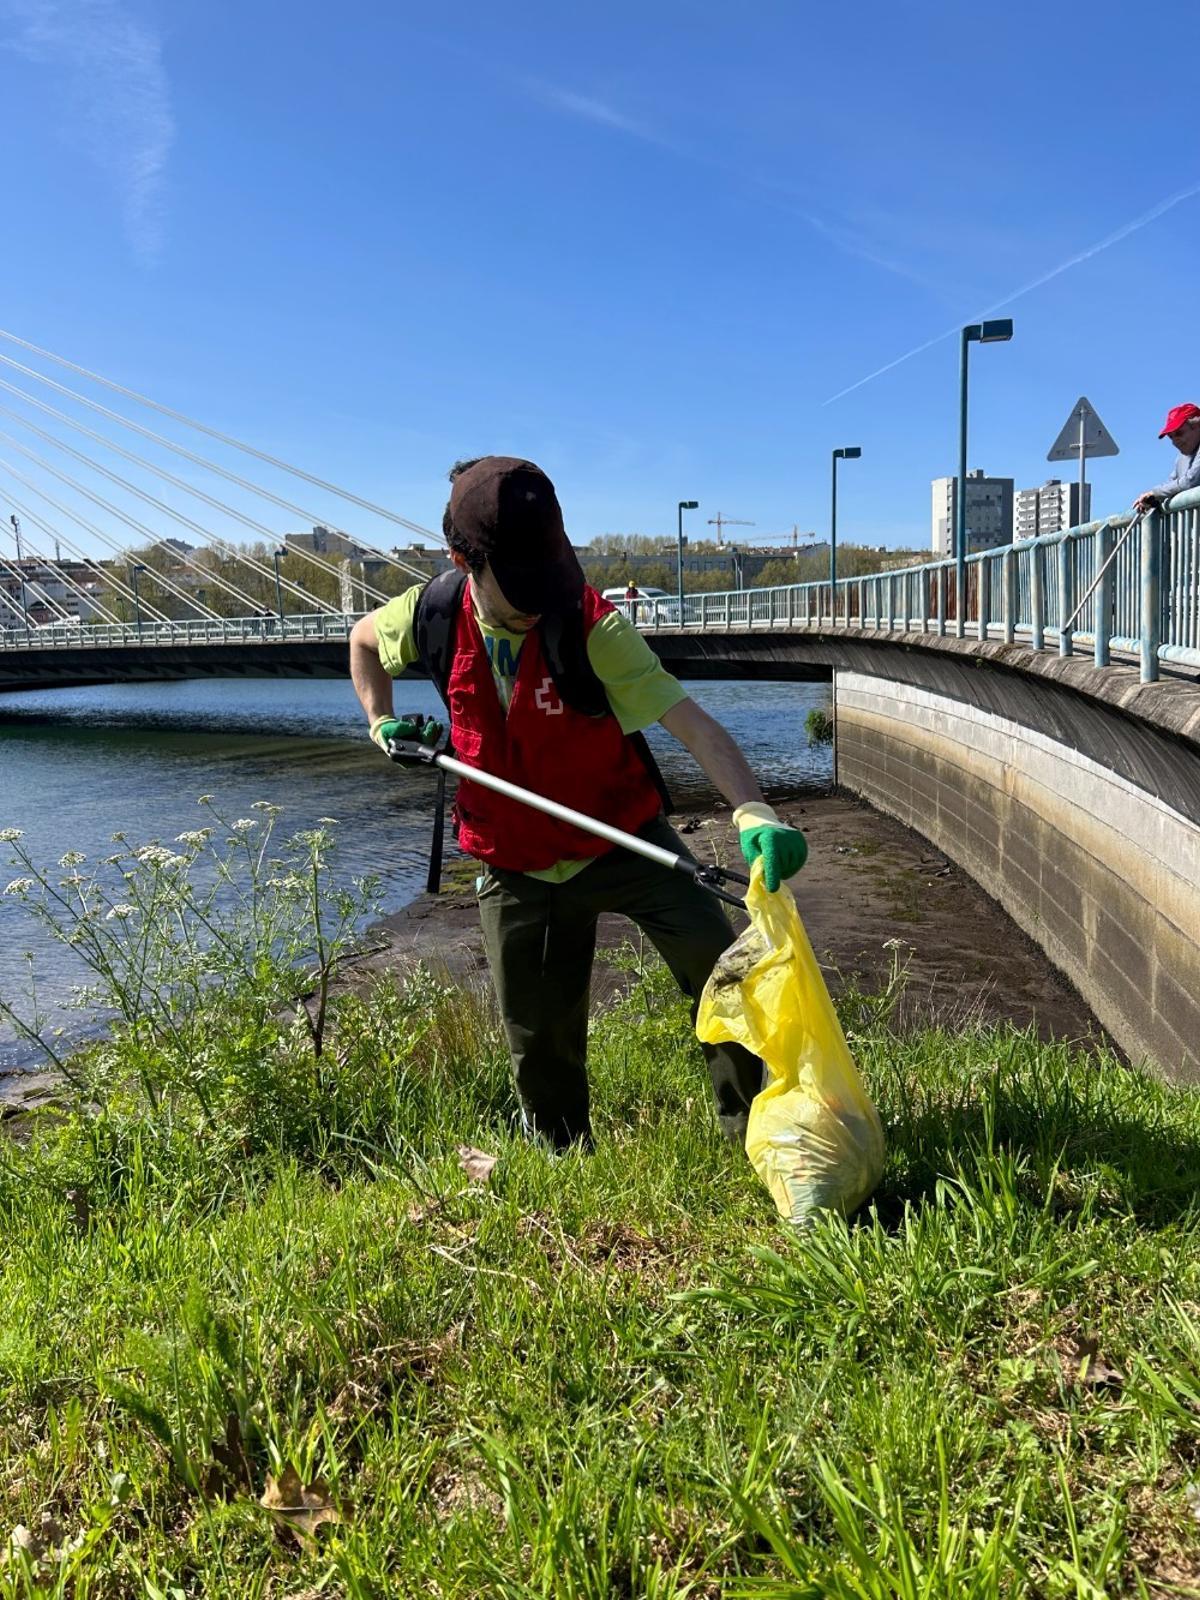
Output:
[373, 583, 688, 882]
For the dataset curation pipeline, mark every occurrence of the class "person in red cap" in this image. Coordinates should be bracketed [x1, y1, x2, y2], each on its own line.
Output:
[1134, 403, 1200, 512]
[349, 455, 807, 1151]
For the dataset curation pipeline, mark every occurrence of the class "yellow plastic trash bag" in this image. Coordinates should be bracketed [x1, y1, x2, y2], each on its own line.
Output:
[696, 860, 884, 1227]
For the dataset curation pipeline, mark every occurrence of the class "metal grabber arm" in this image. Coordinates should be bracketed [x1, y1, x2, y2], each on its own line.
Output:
[386, 736, 749, 908]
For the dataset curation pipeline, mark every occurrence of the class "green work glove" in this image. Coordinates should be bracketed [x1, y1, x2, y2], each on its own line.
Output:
[734, 801, 808, 892]
[369, 712, 443, 753]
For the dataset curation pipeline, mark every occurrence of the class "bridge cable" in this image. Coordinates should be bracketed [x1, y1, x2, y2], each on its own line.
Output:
[0, 521, 74, 623]
[0, 378, 401, 606]
[0, 435, 284, 619]
[0, 419, 350, 617]
[0, 582, 28, 625]
[0, 459, 219, 621]
[0, 330, 443, 548]
[0, 349, 434, 584]
[0, 406, 349, 617]
[0, 546, 73, 623]
[5, 538, 122, 626]
[0, 520, 123, 625]
[0, 488, 167, 623]
[0, 497, 129, 625]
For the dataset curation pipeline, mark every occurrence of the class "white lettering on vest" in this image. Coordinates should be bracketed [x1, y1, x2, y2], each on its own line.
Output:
[534, 676, 564, 715]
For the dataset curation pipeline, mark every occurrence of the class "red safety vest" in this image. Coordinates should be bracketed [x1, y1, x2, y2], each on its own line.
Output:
[448, 586, 664, 871]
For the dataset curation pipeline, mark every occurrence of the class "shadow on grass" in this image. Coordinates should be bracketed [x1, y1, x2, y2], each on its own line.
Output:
[871, 1059, 1200, 1230]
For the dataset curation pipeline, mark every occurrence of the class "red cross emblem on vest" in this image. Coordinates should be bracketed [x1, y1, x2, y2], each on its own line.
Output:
[534, 676, 564, 715]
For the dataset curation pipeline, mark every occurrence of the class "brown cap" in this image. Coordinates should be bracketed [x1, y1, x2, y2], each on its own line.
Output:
[447, 456, 583, 614]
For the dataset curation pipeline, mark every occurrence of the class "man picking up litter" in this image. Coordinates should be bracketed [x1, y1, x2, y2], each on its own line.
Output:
[349, 456, 807, 1150]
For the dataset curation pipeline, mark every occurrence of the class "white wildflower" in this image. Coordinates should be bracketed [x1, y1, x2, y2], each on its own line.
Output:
[316, 816, 339, 825]
[230, 818, 258, 833]
[134, 845, 186, 868]
[3, 877, 34, 896]
[58, 851, 86, 867]
[0, 828, 24, 842]
[175, 830, 211, 848]
[250, 801, 280, 813]
[197, 795, 215, 805]
[105, 904, 137, 921]
[110, 831, 127, 843]
[59, 873, 87, 888]
[103, 853, 124, 865]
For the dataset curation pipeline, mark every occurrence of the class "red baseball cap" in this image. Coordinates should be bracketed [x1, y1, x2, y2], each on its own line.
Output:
[1159, 402, 1200, 438]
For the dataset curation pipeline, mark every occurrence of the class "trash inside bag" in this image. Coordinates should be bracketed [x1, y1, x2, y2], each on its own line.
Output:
[696, 860, 884, 1228]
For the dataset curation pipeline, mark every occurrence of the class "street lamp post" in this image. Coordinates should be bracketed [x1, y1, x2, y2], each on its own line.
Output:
[130, 563, 147, 630]
[955, 319, 1013, 638]
[677, 499, 699, 622]
[830, 447, 862, 623]
[9, 514, 30, 640]
[273, 547, 287, 624]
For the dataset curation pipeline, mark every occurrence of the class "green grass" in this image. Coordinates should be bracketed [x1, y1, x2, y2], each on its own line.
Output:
[3, 954, 1200, 1596]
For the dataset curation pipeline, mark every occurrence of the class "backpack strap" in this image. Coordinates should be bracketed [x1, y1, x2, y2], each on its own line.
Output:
[413, 567, 468, 711]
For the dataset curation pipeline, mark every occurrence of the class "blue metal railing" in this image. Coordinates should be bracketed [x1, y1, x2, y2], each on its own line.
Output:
[4, 486, 1200, 686]
[649, 485, 1200, 685]
[0, 611, 360, 652]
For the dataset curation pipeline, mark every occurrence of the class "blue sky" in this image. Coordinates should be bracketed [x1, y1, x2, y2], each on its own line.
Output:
[0, 0, 1196, 557]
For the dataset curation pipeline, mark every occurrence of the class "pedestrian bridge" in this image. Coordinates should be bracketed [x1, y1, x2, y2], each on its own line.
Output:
[4, 496, 1200, 1088]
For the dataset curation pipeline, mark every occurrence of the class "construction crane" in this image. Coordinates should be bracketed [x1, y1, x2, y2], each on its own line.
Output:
[707, 513, 755, 547]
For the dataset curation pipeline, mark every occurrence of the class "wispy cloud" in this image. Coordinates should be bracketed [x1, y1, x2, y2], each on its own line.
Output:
[524, 78, 685, 155]
[527, 79, 948, 294]
[531, 83, 650, 139]
[0, 0, 174, 264]
[823, 178, 1200, 405]
[793, 209, 952, 298]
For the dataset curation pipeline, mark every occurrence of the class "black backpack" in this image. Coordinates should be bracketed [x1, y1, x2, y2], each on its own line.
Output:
[411, 571, 672, 889]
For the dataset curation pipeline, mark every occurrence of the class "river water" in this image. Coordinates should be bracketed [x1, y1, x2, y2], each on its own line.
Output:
[0, 677, 832, 1074]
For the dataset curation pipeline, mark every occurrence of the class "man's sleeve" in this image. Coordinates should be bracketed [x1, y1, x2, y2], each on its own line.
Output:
[586, 610, 689, 733]
[1146, 456, 1200, 502]
[1170, 454, 1200, 499]
[373, 586, 423, 677]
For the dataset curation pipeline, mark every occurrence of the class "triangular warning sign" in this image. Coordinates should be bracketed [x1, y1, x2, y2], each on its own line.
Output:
[1047, 396, 1119, 462]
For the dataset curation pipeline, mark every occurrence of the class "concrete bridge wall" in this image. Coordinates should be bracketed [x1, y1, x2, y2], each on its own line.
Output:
[645, 629, 1200, 1080]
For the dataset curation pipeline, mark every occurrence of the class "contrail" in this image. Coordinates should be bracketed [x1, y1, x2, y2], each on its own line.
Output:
[823, 178, 1200, 406]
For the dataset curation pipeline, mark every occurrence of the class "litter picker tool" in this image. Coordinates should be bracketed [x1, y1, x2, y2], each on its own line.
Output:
[386, 734, 749, 907]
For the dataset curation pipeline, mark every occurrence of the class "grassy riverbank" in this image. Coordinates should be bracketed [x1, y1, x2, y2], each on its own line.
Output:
[3, 947, 1200, 1596]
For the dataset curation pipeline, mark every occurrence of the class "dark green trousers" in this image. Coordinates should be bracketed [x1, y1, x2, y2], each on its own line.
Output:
[476, 815, 763, 1148]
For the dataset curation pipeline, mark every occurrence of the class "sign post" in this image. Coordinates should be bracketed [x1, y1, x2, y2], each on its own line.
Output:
[1047, 396, 1119, 510]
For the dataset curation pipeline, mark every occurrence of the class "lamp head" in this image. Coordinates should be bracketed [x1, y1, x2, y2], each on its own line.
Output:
[835, 446, 862, 460]
[966, 319, 1014, 343]
[679, 499, 699, 510]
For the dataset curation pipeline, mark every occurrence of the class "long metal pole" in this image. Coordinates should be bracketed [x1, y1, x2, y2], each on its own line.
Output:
[830, 452, 838, 623]
[428, 749, 702, 868]
[676, 503, 684, 623]
[955, 327, 969, 639]
[273, 552, 285, 622]
[1078, 404, 1087, 519]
